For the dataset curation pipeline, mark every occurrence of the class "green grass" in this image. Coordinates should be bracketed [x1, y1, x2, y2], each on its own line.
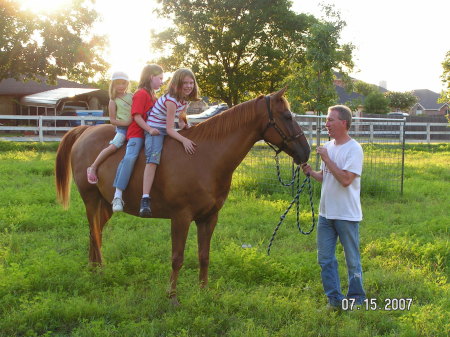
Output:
[0, 141, 448, 337]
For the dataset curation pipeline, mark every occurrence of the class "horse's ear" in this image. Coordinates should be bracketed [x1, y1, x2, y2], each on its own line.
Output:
[273, 86, 288, 99]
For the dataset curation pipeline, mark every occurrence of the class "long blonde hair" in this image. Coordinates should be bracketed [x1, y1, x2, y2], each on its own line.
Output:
[138, 64, 164, 100]
[109, 79, 129, 100]
[167, 68, 200, 101]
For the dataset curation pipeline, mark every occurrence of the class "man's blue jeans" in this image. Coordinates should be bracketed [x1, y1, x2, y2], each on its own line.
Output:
[317, 216, 366, 306]
[113, 137, 144, 191]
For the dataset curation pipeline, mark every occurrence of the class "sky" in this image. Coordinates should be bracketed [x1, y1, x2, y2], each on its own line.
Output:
[293, 0, 449, 93]
[25, 0, 449, 93]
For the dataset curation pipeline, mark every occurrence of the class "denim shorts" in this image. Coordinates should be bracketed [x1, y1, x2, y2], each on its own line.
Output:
[144, 127, 167, 164]
[109, 127, 127, 148]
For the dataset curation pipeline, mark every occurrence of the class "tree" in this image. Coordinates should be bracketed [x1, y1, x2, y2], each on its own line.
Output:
[364, 91, 390, 114]
[353, 80, 379, 97]
[152, 0, 314, 106]
[385, 91, 418, 112]
[439, 50, 450, 104]
[345, 97, 363, 113]
[351, 80, 392, 114]
[0, 0, 108, 83]
[284, 5, 354, 114]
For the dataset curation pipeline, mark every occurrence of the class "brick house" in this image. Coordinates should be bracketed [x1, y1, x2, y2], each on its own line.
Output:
[409, 89, 449, 116]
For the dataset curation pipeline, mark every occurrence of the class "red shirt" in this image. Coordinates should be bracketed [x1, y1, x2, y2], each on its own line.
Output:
[126, 89, 156, 139]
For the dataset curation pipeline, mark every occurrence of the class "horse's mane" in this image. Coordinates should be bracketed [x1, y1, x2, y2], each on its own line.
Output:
[184, 96, 264, 141]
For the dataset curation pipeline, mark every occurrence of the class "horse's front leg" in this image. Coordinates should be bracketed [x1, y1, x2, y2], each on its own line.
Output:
[195, 212, 218, 288]
[169, 215, 191, 306]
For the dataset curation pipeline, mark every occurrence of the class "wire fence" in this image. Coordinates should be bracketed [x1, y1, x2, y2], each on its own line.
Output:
[0, 114, 407, 198]
[232, 115, 406, 199]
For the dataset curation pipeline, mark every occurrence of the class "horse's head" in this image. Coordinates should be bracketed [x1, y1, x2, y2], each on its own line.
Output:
[260, 88, 310, 164]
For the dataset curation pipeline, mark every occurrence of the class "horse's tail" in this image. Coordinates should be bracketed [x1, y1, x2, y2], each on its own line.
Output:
[55, 125, 90, 209]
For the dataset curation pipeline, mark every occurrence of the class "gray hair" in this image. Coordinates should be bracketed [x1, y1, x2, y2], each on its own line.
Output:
[328, 105, 352, 130]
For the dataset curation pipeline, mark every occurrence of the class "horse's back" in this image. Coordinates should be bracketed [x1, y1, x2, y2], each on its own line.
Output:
[70, 125, 230, 220]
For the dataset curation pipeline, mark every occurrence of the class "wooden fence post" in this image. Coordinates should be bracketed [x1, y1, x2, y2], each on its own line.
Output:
[400, 123, 404, 143]
[38, 116, 43, 142]
[370, 123, 374, 142]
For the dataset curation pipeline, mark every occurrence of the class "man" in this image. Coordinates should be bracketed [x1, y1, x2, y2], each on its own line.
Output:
[301, 105, 366, 309]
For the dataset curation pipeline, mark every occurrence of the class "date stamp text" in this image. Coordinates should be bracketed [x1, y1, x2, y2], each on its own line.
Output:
[342, 298, 413, 311]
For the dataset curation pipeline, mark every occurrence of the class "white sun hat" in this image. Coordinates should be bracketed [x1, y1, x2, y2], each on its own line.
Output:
[111, 71, 129, 81]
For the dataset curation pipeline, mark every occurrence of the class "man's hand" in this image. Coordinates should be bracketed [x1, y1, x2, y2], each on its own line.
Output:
[301, 163, 312, 176]
[299, 163, 323, 183]
[316, 146, 330, 163]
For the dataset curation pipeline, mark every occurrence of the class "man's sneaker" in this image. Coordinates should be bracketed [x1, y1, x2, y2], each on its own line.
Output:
[139, 197, 152, 218]
[112, 197, 124, 213]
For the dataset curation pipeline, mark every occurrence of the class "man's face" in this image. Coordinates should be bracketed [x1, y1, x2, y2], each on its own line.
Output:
[325, 110, 347, 139]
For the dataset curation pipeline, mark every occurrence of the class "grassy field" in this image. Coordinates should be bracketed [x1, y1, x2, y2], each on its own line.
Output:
[0, 141, 448, 337]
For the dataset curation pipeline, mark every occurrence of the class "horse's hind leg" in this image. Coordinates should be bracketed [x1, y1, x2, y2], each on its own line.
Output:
[169, 215, 191, 305]
[83, 191, 112, 266]
[195, 212, 218, 288]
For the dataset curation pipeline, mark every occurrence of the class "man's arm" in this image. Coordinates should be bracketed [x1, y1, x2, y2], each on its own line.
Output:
[323, 159, 358, 187]
[317, 146, 358, 187]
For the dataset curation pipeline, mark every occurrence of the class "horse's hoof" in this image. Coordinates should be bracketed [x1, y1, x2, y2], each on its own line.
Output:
[88, 261, 102, 269]
[170, 296, 181, 307]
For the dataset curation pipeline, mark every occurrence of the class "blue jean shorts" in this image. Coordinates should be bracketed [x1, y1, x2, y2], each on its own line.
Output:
[109, 127, 127, 148]
[144, 127, 167, 164]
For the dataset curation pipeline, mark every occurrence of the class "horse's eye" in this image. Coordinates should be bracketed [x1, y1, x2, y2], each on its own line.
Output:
[284, 112, 292, 120]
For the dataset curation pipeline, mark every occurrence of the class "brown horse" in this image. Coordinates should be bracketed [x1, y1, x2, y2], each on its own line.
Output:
[55, 88, 310, 304]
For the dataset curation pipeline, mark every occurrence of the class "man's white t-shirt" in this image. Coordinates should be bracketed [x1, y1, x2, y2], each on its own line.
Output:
[319, 139, 363, 221]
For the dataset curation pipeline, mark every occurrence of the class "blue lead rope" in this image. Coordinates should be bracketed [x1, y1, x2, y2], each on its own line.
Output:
[267, 165, 316, 256]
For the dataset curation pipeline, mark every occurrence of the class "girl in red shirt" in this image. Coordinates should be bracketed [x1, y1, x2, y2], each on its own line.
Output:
[112, 64, 164, 212]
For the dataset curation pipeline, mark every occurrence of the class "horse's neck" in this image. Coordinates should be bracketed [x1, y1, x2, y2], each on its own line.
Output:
[200, 126, 260, 176]
[188, 100, 266, 178]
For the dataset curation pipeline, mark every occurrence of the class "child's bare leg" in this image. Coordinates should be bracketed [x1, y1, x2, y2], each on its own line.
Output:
[87, 144, 118, 183]
[142, 163, 157, 195]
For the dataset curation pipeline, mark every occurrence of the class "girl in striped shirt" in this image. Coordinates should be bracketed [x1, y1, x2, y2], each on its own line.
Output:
[139, 68, 200, 217]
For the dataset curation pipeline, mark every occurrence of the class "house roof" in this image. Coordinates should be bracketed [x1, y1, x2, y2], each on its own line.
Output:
[335, 85, 365, 104]
[333, 72, 388, 104]
[0, 76, 94, 96]
[412, 89, 446, 110]
[20, 88, 102, 107]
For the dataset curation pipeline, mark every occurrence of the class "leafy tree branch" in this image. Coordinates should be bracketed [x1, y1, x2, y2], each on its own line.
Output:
[0, 0, 109, 83]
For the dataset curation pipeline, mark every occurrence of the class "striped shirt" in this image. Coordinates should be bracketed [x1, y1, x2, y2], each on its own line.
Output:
[147, 94, 187, 128]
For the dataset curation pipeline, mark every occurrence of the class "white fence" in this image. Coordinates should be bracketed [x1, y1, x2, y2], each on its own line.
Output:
[294, 115, 449, 144]
[295, 115, 406, 144]
[0, 115, 109, 142]
[0, 114, 448, 143]
[403, 122, 449, 143]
